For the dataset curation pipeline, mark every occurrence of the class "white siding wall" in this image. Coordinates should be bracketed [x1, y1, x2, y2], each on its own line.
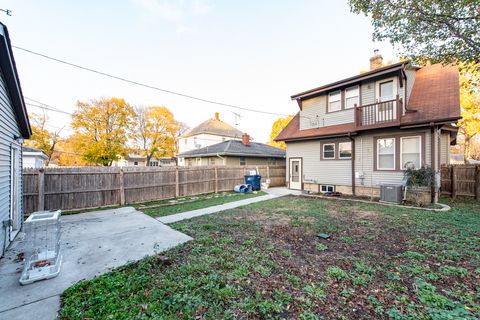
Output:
[178, 133, 241, 154]
[285, 128, 435, 189]
[299, 73, 409, 131]
[355, 129, 432, 187]
[299, 94, 354, 130]
[286, 140, 351, 185]
[0, 69, 22, 256]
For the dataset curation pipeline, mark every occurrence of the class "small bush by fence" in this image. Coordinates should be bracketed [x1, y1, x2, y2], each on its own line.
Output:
[23, 165, 286, 215]
[441, 164, 480, 200]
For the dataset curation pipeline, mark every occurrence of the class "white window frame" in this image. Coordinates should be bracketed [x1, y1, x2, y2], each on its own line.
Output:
[376, 138, 396, 170]
[322, 143, 336, 159]
[344, 85, 359, 109]
[239, 157, 246, 166]
[320, 185, 335, 193]
[375, 77, 397, 102]
[400, 136, 422, 170]
[328, 90, 342, 112]
[338, 141, 352, 159]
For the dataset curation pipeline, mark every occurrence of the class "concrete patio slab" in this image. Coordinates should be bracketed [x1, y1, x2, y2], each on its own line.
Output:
[0, 207, 192, 320]
[157, 187, 301, 224]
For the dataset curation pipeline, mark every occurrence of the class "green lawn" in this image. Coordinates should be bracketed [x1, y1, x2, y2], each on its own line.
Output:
[139, 191, 266, 217]
[63, 191, 265, 217]
[60, 196, 480, 319]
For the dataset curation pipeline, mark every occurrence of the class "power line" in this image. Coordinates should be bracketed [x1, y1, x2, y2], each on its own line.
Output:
[25, 102, 73, 115]
[13, 45, 296, 118]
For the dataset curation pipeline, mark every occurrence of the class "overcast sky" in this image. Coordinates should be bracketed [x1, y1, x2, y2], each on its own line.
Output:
[2, 0, 398, 143]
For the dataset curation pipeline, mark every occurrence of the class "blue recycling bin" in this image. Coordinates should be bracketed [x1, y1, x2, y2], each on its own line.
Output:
[244, 174, 262, 191]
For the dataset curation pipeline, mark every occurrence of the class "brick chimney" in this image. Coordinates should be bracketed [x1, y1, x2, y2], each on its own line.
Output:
[214, 112, 220, 121]
[242, 133, 250, 146]
[369, 49, 383, 70]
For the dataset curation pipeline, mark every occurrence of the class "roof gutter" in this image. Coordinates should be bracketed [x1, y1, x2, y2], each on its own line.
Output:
[279, 131, 358, 143]
[291, 62, 408, 100]
[400, 117, 461, 129]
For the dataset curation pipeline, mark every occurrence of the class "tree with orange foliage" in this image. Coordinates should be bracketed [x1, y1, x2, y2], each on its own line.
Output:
[132, 106, 179, 165]
[71, 97, 135, 166]
[267, 115, 293, 150]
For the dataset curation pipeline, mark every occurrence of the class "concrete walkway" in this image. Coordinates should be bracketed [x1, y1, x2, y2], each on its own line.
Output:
[158, 187, 301, 224]
[0, 207, 192, 320]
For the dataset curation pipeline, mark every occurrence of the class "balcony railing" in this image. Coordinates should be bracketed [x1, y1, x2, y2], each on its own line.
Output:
[355, 95, 402, 129]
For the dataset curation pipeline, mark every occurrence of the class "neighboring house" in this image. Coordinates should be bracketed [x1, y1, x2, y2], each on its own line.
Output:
[276, 52, 460, 202]
[449, 153, 464, 164]
[113, 155, 176, 167]
[177, 112, 243, 166]
[0, 23, 31, 257]
[22, 146, 48, 168]
[179, 133, 286, 166]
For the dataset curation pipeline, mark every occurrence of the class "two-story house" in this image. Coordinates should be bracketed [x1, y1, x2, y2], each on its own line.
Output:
[177, 112, 243, 166]
[276, 52, 460, 202]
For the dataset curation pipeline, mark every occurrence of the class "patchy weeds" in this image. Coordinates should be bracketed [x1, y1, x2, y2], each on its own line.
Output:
[59, 196, 480, 320]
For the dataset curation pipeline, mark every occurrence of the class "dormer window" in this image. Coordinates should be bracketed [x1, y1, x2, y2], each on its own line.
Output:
[328, 90, 341, 112]
[345, 86, 359, 109]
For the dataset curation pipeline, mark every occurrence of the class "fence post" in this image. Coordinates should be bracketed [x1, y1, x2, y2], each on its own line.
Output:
[214, 167, 218, 193]
[451, 165, 457, 199]
[37, 168, 45, 211]
[119, 168, 125, 205]
[175, 166, 179, 198]
[476, 165, 480, 201]
[266, 165, 270, 180]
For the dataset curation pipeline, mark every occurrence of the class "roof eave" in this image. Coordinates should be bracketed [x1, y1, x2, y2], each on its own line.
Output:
[291, 62, 410, 100]
[0, 23, 31, 138]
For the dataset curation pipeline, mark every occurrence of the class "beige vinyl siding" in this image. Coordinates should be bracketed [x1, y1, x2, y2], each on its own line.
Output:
[405, 68, 416, 104]
[183, 156, 284, 167]
[439, 132, 450, 165]
[355, 129, 431, 187]
[286, 140, 351, 185]
[361, 81, 375, 105]
[300, 94, 354, 130]
[0, 69, 22, 256]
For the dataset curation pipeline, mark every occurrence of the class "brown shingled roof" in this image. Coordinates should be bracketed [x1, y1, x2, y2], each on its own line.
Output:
[276, 63, 460, 142]
[402, 63, 460, 125]
[275, 113, 356, 141]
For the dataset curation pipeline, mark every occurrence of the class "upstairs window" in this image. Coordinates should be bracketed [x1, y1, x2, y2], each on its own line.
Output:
[345, 86, 359, 109]
[328, 91, 341, 112]
[239, 157, 246, 165]
[401, 136, 421, 169]
[322, 143, 335, 159]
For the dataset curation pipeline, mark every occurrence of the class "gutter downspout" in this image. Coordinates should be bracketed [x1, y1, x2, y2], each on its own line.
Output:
[430, 123, 436, 204]
[348, 133, 356, 196]
[401, 67, 417, 114]
[216, 153, 225, 165]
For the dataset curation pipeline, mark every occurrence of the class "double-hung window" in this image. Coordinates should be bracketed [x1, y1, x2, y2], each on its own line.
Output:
[401, 136, 421, 169]
[328, 91, 341, 112]
[323, 143, 335, 159]
[345, 86, 359, 109]
[377, 138, 395, 170]
[338, 142, 352, 159]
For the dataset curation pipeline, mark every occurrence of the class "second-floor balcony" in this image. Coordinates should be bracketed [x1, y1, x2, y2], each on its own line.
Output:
[354, 95, 403, 130]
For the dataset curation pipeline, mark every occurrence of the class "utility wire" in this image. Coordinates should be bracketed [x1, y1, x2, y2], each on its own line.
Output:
[13, 45, 294, 117]
[25, 102, 73, 115]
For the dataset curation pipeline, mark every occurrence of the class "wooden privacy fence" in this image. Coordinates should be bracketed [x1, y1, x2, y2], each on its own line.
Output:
[440, 164, 480, 200]
[23, 165, 286, 214]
